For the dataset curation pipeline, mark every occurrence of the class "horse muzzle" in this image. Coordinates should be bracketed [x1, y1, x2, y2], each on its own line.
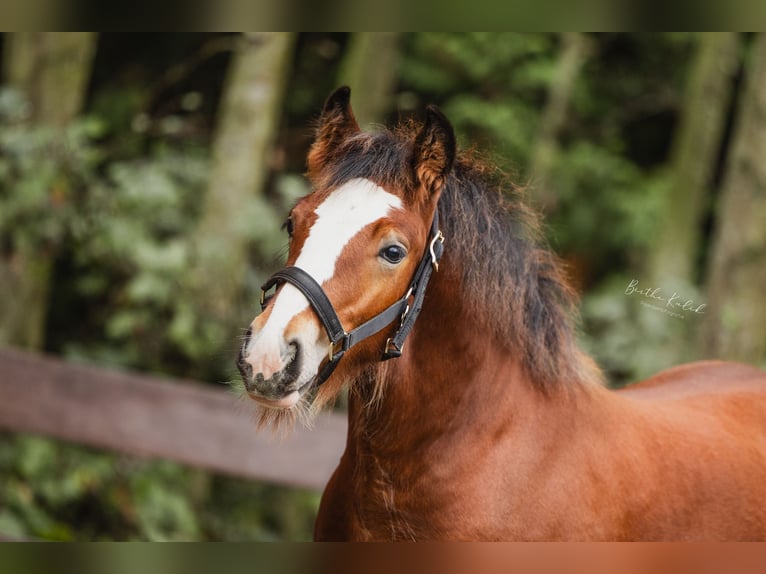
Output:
[238, 331, 313, 408]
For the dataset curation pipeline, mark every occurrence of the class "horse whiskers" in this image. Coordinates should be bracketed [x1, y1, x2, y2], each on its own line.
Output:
[253, 395, 317, 435]
[226, 375, 320, 434]
[242, 365, 390, 434]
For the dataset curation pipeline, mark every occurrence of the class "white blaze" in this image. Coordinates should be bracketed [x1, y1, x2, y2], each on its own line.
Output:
[297, 178, 402, 282]
[248, 178, 402, 363]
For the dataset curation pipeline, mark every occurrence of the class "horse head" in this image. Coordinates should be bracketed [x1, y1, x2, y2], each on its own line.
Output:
[238, 87, 455, 415]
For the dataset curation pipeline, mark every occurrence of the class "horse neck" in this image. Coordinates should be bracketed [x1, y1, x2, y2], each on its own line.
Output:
[347, 260, 592, 462]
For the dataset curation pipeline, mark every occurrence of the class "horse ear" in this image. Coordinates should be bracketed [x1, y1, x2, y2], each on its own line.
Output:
[307, 86, 360, 174]
[413, 105, 456, 198]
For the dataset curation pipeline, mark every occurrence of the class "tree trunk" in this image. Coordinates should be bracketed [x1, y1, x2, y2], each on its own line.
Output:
[647, 33, 740, 286]
[337, 33, 399, 128]
[189, 33, 295, 333]
[0, 33, 96, 349]
[701, 34, 766, 365]
[3, 33, 95, 126]
[529, 33, 590, 212]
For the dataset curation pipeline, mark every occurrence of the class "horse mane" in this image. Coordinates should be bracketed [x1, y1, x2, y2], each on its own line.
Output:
[310, 120, 601, 392]
[439, 157, 601, 390]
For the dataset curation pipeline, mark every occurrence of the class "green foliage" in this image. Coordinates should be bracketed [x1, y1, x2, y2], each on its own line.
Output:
[546, 142, 668, 257]
[64, 149, 210, 373]
[0, 432, 320, 541]
[0, 75, 308, 540]
[0, 88, 103, 252]
[0, 87, 199, 368]
[0, 434, 198, 540]
[204, 478, 320, 541]
[400, 33, 556, 169]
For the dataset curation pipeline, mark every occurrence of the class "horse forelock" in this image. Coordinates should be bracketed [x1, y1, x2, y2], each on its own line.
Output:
[307, 128, 416, 198]
[309, 122, 601, 392]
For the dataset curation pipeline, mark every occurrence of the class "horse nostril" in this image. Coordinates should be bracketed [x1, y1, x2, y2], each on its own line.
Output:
[242, 371, 267, 394]
[284, 340, 302, 382]
[238, 340, 302, 394]
[285, 340, 300, 361]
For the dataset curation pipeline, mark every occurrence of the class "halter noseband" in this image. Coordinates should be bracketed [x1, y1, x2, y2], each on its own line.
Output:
[259, 208, 445, 387]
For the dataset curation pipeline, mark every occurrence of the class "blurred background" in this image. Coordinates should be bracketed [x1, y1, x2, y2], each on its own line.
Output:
[0, 32, 764, 541]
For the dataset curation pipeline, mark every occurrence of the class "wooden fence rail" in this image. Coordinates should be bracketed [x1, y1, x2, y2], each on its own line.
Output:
[0, 347, 346, 491]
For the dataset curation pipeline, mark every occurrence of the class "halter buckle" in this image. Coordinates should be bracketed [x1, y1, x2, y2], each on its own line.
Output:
[384, 338, 403, 357]
[328, 334, 349, 362]
[429, 230, 445, 272]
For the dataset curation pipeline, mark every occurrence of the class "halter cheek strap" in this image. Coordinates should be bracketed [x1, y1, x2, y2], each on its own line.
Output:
[259, 209, 445, 387]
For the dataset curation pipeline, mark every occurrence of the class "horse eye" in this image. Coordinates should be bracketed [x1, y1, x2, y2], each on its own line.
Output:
[282, 217, 294, 238]
[380, 245, 407, 264]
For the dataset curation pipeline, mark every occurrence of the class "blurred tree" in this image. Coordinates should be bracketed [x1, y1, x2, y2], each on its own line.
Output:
[2, 33, 96, 126]
[185, 32, 295, 358]
[529, 33, 590, 212]
[337, 33, 399, 128]
[702, 34, 766, 365]
[0, 32, 96, 349]
[646, 33, 740, 286]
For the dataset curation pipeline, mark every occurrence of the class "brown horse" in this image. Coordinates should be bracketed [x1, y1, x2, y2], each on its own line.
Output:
[238, 87, 766, 541]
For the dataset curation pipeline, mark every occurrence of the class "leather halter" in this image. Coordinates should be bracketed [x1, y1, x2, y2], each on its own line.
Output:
[259, 208, 445, 387]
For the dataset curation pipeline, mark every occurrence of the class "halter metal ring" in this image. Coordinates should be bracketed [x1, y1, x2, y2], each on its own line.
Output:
[429, 230, 445, 271]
